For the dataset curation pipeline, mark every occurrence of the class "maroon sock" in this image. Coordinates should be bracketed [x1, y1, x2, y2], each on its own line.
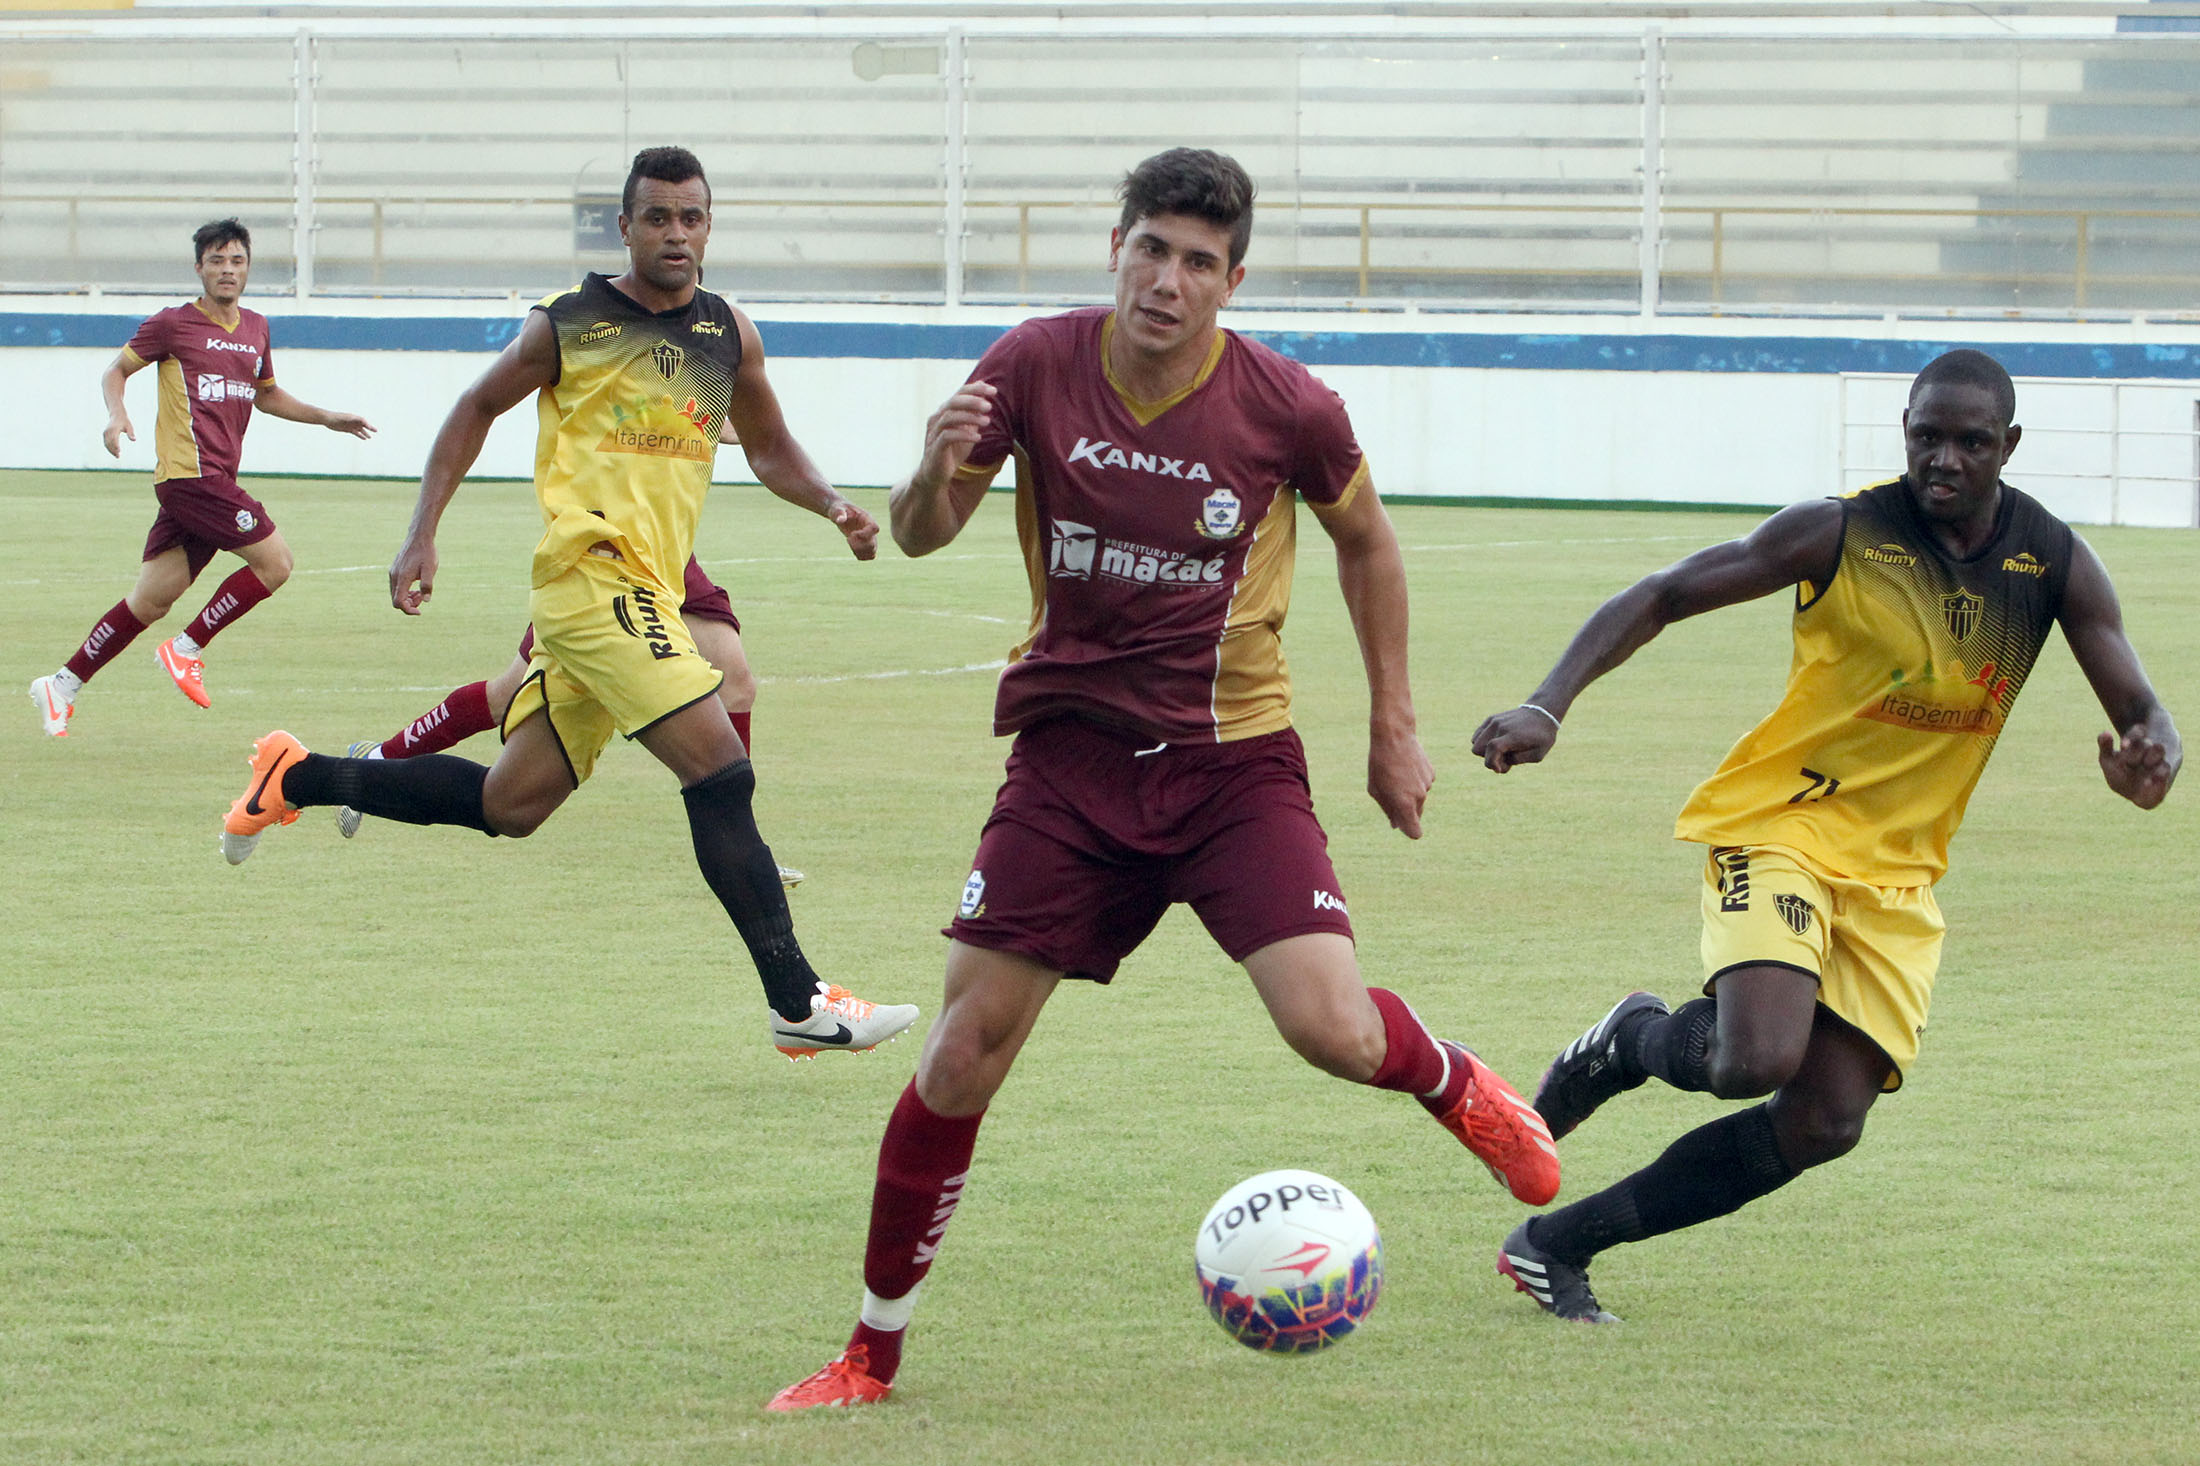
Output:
[847, 1321, 904, 1385]
[850, 1081, 985, 1385]
[182, 566, 273, 647]
[731, 709, 752, 755]
[1365, 988, 1453, 1097]
[381, 680, 495, 759]
[63, 599, 148, 684]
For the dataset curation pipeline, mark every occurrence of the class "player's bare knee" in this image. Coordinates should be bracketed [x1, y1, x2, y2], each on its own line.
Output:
[1277, 1009, 1382, 1082]
[914, 1039, 1005, 1116]
[252, 553, 292, 591]
[718, 664, 757, 713]
[481, 789, 554, 837]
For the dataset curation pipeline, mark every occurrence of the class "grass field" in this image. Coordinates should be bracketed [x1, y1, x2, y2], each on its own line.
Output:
[4, 468, 2195, 1466]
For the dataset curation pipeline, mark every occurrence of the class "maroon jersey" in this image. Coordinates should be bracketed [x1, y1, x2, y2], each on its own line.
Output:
[959, 307, 1368, 744]
[121, 302, 275, 485]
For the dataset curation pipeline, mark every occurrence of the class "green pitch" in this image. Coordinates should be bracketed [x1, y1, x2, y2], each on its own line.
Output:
[3, 469, 2194, 1465]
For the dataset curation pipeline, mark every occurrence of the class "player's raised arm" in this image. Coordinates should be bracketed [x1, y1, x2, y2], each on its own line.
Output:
[99, 350, 145, 458]
[888, 380, 1000, 557]
[1474, 497, 1845, 773]
[1312, 475, 1432, 839]
[2057, 534, 2182, 809]
[720, 312, 876, 560]
[389, 310, 559, 614]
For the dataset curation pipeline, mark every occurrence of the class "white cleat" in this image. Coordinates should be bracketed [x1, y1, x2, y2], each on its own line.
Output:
[771, 984, 919, 1060]
[777, 864, 805, 889]
[335, 741, 377, 839]
[30, 676, 74, 737]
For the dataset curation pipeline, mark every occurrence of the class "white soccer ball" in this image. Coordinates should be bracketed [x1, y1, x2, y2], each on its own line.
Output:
[1194, 1169, 1383, 1353]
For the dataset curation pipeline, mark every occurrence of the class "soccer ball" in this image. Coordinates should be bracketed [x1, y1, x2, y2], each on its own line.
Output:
[1194, 1169, 1382, 1353]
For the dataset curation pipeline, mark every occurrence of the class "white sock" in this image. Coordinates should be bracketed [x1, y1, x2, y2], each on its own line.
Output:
[859, 1284, 922, 1332]
[171, 632, 203, 657]
[50, 668, 83, 699]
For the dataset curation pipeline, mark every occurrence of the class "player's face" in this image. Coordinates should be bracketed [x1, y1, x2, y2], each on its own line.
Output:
[195, 242, 250, 306]
[1902, 381, 2019, 527]
[621, 177, 712, 296]
[1107, 213, 1245, 360]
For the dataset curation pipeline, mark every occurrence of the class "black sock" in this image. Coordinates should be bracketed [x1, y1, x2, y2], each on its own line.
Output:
[681, 759, 819, 1022]
[1532, 1104, 1796, 1265]
[284, 752, 494, 834]
[1626, 996, 1718, 1091]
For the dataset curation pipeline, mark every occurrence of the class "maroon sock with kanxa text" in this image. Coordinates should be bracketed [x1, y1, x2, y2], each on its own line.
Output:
[847, 1081, 986, 1385]
[380, 681, 495, 759]
[63, 599, 148, 685]
[182, 566, 273, 647]
[1367, 987, 1472, 1108]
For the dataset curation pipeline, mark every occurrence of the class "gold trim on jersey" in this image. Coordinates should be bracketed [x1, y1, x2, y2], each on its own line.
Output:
[1099, 313, 1228, 426]
[1307, 457, 1371, 521]
[153, 357, 201, 481]
[1209, 485, 1300, 742]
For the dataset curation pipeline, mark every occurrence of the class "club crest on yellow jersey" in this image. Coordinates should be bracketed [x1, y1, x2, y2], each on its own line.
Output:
[1939, 588, 1982, 640]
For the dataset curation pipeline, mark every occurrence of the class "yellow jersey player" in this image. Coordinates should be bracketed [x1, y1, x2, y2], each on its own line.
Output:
[218, 146, 911, 1059]
[1472, 347, 2179, 1323]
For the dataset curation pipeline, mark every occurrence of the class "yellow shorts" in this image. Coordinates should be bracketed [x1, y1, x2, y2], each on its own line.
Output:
[502, 553, 723, 785]
[1698, 844, 1943, 1090]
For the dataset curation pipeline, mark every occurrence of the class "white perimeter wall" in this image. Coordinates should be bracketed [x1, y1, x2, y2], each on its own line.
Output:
[7, 301, 2198, 528]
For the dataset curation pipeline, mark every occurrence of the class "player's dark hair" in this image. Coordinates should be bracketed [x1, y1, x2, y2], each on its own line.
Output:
[1911, 348, 2017, 425]
[1116, 148, 1256, 268]
[192, 218, 251, 265]
[623, 146, 711, 217]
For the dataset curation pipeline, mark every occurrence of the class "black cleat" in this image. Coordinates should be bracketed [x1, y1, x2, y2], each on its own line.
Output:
[1532, 990, 1668, 1140]
[1498, 1219, 1620, 1324]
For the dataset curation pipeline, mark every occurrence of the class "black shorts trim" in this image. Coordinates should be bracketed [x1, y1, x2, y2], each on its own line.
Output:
[504, 667, 580, 792]
[625, 674, 727, 742]
[1703, 959, 1822, 992]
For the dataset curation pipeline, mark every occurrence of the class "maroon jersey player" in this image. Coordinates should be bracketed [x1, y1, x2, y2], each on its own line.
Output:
[30, 218, 373, 735]
[768, 148, 1560, 1412]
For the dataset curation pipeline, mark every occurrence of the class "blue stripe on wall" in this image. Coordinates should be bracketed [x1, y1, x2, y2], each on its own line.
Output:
[6, 311, 2197, 379]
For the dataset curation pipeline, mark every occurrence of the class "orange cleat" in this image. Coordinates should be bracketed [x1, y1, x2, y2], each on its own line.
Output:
[222, 730, 307, 865]
[156, 637, 211, 708]
[764, 1347, 892, 1412]
[1423, 1041, 1562, 1206]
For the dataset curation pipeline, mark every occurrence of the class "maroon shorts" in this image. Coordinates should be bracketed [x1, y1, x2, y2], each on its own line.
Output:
[517, 556, 739, 659]
[947, 717, 1353, 983]
[143, 474, 276, 578]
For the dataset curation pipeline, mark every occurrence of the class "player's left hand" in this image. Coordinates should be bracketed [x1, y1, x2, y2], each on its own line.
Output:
[2098, 725, 2181, 810]
[1369, 725, 1434, 839]
[327, 412, 377, 440]
[830, 498, 880, 560]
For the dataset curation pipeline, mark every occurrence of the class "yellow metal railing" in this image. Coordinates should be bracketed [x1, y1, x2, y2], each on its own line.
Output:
[13, 192, 2200, 308]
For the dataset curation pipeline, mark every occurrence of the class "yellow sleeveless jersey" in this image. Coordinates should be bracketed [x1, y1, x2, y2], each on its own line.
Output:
[529, 274, 743, 590]
[1675, 479, 2073, 886]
